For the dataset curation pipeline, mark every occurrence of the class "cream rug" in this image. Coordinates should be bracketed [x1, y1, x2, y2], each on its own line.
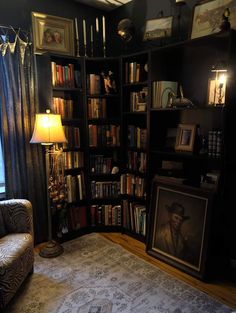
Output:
[6, 233, 233, 313]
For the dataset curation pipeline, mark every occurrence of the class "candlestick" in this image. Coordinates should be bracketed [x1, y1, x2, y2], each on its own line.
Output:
[102, 16, 106, 44]
[75, 18, 79, 40]
[102, 16, 106, 57]
[83, 19, 87, 45]
[91, 25, 93, 57]
[96, 17, 99, 33]
[74, 18, 80, 57]
[91, 25, 93, 43]
[83, 19, 87, 56]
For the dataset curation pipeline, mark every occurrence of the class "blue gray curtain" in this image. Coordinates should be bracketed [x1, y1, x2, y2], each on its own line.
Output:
[0, 30, 47, 243]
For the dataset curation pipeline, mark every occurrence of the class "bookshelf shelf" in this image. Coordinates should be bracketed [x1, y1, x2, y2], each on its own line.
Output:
[53, 87, 82, 92]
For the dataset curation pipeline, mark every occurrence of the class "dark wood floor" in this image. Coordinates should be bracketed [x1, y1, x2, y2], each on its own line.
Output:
[100, 232, 236, 310]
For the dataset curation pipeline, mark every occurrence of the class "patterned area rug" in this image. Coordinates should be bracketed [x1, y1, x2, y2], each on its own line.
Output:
[7, 233, 233, 313]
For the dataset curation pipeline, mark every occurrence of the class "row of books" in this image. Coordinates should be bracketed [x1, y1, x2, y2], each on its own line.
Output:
[53, 97, 74, 119]
[120, 173, 146, 198]
[125, 62, 147, 84]
[208, 130, 222, 158]
[87, 73, 117, 95]
[64, 151, 84, 169]
[63, 126, 80, 149]
[127, 151, 147, 173]
[66, 172, 86, 203]
[90, 204, 122, 226]
[123, 200, 146, 236]
[87, 73, 101, 94]
[128, 125, 147, 149]
[129, 87, 148, 112]
[90, 155, 113, 174]
[89, 124, 120, 147]
[87, 98, 106, 118]
[91, 181, 121, 199]
[152, 81, 178, 109]
[67, 205, 87, 231]
[51, 62, 81, 88]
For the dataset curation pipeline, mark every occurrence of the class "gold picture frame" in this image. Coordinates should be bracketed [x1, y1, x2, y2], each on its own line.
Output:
[175, 123, 196, 152]
[31, 12, 74, 56]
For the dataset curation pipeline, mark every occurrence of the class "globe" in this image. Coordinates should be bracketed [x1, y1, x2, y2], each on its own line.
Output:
[117, 18, 134, 42]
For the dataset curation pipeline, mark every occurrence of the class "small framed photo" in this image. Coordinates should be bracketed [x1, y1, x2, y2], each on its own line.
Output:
[190, 0, 236, 40]
[175, 123, 196, 152]
[143, 16, 173, 41]
[147, 176, 214, 279]
[31, 11, 74, 56]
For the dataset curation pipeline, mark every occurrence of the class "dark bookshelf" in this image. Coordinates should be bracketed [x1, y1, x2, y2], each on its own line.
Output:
[36, 30, 236, 278]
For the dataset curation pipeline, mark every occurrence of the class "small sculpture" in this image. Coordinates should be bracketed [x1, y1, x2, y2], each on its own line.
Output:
[102, 71, 117, 94]
[170, 85, 194, 108]
[111, 166, 119, 174]
[220, 8, 231, 31]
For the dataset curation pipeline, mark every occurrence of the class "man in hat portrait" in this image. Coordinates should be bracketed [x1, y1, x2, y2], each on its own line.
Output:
[155, 202, 190, 260]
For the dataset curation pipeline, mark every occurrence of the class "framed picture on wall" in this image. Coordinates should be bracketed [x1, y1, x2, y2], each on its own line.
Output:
[143, 16, 173, 41]
[190, 0, 236, 39]
[31, 12, 74, 56]
[146, 176, 214, 279]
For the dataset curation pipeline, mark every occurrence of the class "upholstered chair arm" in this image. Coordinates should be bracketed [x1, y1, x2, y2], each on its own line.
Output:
[0, 199, 33, 237]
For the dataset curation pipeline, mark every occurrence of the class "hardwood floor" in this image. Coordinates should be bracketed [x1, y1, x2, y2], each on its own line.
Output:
[100, 232, 236, 310]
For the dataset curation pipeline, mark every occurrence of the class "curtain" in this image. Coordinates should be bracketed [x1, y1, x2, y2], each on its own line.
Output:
[0, 30, 47, 244]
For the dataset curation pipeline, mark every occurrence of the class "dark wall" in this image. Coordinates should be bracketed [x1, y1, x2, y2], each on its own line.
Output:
[1, 0, 200, 59]
[107, 0, 198, 56]
[0, 0, 106, 57]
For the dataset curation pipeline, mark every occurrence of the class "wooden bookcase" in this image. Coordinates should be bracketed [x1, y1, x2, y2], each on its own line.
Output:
[120, 51, 149, 242]
[36, 53, 89, 241]
[36, 30, 236, 278]
[145, 30, 236, 279]
[83, 57, 122, 232]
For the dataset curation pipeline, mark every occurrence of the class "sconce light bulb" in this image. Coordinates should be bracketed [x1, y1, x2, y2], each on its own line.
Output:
[175, 0, 186, 6]
[219, 73, 226, 85]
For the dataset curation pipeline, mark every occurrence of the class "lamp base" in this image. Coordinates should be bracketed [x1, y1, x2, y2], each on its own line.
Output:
[39, 240, 64, 258]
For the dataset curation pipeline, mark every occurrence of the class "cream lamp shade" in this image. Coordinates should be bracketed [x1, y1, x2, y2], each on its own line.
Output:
[30, 110, 67, 145]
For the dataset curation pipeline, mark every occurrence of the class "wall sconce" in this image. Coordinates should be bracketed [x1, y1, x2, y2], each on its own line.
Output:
[207, 64, 227, 106]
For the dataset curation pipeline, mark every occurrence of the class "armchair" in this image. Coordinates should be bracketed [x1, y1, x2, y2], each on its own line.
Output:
[0, 199, 34, 310]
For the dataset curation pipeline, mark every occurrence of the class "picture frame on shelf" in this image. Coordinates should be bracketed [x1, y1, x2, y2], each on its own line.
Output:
[143, 16, 173, 41]
[175, 123, 196, 152]
[147, 176, 213, 279]
[31, 11, 74, 56]
[190, 0, 236, 40]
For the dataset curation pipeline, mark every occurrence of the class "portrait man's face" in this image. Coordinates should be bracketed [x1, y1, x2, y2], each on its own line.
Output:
[170, 213, 183, 231]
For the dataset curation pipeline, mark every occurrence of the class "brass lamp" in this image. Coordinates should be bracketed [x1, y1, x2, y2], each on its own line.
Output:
[30, 109, 67, 258]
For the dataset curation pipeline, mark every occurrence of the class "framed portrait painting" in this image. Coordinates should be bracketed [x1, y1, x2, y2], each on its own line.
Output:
[191, 0, 236, 39]
[147, 176, 214, 279]
[31, 12, 74, 56]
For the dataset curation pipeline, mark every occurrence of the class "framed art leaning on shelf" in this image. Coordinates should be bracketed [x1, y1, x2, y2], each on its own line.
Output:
[31, 11, 74, 56]
[190, 0, 236, 39]
[147, 177, 214, 279]
[143, 16, 173, 41]
[175, 123, 196, 152]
